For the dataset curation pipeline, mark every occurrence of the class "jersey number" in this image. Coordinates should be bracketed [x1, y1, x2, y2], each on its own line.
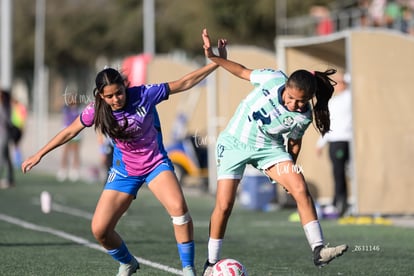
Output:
[252, 108, 271, 125]
[217, 144, 225, 158]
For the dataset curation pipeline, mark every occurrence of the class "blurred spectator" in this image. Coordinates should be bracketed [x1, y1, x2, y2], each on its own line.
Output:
[171, 112, 188, 142]
[316, 72, 352, 217]
[358, 0, 372, 27]
[56, 100, 82, 182]
[310, 5, 334, 35]
[10, 97, 27, 167]
[368, 0, 387, 26]
[384, 0, 403, 29]
[0, 90, 14, 188]
[404, 7, 414, 35]
[0, 91, 8, 188]
[401, 4, 414, 34]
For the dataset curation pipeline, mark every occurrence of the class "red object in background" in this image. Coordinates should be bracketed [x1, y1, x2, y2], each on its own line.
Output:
[310, 5, 334, 36]
[122, 54, 152, 86]
[317, 18, 334, 35]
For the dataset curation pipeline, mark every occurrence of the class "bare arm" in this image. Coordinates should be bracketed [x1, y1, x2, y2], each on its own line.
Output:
[168, 62, 218, 94]
[21, 116, 85, 173]
[202, 28, 252, 81]
[287, 138, 302, 163]
[168, 33, 227, 95]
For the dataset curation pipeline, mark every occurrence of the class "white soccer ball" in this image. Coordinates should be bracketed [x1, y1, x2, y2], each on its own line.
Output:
[212, 258, 248, 276]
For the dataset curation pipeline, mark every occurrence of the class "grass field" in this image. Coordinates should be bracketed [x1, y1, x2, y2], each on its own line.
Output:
[1, 171, 413, 276]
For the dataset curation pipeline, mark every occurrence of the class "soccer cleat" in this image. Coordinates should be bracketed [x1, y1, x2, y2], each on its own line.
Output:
[117, 257, 139, 276]
[313, 244, 348, 267]
[183, 265, 196, 276]
[202, 260, 215, 276]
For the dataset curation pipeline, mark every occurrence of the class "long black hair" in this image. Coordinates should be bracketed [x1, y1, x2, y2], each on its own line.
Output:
[287, 68, 337, 136]
[93, 68, 132, 140]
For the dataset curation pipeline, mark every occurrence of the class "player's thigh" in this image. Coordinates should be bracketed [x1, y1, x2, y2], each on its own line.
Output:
[93, 189, 134, 230]
[265, 161, 307, 194]
[216, 133, 252, 179]
[149, 170, 188, 216]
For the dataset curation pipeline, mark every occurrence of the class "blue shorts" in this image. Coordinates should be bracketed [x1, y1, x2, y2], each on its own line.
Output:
[104, 160, 174, 197]
[216, 132, 292, 180]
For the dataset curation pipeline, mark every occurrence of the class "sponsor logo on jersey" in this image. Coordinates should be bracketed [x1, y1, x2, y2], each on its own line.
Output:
[135, 106, 147, 117]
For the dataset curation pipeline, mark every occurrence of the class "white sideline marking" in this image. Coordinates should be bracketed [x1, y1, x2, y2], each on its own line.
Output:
[0, 213, 183, 275]
[31, 199, 146, 226]
[30, 198, 94, 220]
[52, 203, 94, 220]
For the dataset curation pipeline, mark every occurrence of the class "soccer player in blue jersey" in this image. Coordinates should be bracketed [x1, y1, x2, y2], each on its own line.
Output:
[201, 29, 347, 275]
[22, 36, 227, 276]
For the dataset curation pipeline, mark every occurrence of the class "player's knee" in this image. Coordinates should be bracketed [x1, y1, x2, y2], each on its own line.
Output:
[289, 184, 310, 202]
[91, 222, 109, 243]
[216, 199, 235, 216]
[91, 226, 106, 243]
[171, 212, 192, 225]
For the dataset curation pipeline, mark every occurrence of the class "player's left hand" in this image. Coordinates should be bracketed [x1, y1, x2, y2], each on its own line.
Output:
[203, 28, 227, 59]
[218, 38, 227, 59]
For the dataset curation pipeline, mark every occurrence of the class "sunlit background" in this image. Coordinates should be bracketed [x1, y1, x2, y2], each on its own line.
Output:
[1, 0, 414, 216]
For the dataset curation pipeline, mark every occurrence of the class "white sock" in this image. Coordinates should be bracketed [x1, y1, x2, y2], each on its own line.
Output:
[303, 220, 324, 251]
[207, 238, 222, 264]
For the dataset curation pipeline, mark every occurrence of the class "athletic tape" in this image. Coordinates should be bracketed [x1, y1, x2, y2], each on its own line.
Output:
[171, 212, 192, 225]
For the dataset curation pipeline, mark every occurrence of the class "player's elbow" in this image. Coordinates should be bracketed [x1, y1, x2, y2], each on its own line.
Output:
[238, 68, 252, 81]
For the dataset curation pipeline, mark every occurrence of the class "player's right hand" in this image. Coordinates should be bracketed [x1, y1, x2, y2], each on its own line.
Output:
[21, 155, 41, 173]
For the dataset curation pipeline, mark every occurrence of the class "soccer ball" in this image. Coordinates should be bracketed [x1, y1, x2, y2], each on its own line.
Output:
[212, 258, 248, 276]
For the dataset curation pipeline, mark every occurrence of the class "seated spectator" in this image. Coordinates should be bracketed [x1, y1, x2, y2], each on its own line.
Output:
[310, 5, 334, 35]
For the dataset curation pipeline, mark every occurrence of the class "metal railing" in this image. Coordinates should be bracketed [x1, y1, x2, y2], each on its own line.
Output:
[280, 6, 409, 37]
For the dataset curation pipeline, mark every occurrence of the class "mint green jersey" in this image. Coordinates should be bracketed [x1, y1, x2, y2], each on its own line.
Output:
[223, 69, 312, 148]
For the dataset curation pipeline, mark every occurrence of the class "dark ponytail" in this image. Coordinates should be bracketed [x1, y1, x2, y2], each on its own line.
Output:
[312, 68, 337, 136]
[93, 68, 132, 140]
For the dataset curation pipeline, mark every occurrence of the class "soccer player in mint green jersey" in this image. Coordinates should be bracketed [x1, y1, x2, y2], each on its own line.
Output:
[201, 29, 348, 275]
[22, 35, 227, 276]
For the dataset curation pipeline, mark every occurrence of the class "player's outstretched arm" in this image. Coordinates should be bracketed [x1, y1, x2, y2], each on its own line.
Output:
[168, 32, 227, 95]
[168, 63, 218, 95]
[202, 28, 252, 81]
[21, 117, 85, 173]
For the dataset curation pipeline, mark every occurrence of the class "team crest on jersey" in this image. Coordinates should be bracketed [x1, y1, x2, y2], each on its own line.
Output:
[135, 106, 147, 117]
[282, 116, 294, 127]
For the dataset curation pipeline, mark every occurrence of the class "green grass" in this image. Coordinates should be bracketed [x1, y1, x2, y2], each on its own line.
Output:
[1, 171, 413, 275]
